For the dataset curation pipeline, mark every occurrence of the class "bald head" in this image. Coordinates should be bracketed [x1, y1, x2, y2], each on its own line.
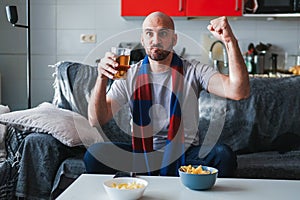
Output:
[141, 12, 177, 62]
[142, 11, 175, 30]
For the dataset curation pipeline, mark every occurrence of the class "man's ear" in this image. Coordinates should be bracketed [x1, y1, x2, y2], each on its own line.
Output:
[172, 33, 178, 46]
[141, 34, 144, 46]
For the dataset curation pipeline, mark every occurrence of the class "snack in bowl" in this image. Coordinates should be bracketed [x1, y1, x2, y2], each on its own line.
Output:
[289, 65, 300, 75]
[178, 165, 218, 190]
[103, 177, 148, 200]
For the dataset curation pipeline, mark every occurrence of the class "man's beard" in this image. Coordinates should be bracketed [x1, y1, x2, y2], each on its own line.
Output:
[147, 45, 172, 61]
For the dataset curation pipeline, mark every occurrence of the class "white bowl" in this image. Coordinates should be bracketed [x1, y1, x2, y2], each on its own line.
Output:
[103, 177, 148, 200]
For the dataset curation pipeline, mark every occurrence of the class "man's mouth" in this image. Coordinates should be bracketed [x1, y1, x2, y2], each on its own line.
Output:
[150, 47, 162, 53]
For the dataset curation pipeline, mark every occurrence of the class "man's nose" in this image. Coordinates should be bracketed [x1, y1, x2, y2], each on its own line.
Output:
[152, 33, 161, 44]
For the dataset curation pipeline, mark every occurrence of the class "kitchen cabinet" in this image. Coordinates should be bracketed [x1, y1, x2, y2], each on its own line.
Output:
[121, 0, 186, 17]
[121, 0, 242, 17]
[186, 0, 243, 16]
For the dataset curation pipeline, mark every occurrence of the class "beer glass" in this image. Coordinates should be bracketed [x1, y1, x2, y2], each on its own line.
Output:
[111, 47, 131, 79]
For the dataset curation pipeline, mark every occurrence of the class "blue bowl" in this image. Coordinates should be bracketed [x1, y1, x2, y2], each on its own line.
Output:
[178, 166, 218, 190]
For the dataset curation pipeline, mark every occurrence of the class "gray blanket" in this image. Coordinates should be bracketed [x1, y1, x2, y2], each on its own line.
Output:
[199, 76, 300, 153]
[52, 61, 97, 118]
[15, 133, 85, 200]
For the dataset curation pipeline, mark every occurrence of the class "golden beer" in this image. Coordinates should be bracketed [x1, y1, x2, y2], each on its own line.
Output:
[111, 47, 131, 79]
[115, 55, 130, 79]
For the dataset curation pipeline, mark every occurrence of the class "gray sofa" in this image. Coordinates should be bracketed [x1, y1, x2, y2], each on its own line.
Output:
[1, 61, 299, 200]
[50, 61, 300, 197]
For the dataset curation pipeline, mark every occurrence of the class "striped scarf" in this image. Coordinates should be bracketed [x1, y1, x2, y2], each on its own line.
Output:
[131, 53, 185, 176]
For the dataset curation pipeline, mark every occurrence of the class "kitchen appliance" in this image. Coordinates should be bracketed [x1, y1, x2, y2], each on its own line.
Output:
[271, 53, 278, 74]
[255, 42, 272, 74]
[244, 42, 274, 74]
[244, 0, 300, 14]
[244, 43, 257, 74]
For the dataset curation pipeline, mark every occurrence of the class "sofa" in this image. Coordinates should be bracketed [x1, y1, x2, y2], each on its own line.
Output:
[0, 61, 300, 199]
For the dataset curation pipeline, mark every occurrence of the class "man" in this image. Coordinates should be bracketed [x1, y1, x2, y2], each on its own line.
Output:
[84, 11, 250, 177]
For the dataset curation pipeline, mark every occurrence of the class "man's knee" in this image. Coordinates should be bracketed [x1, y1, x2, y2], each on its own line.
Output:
[84, 142, 133, 174]
[215, 144, 236, 159]
[214, 144, 237, 177]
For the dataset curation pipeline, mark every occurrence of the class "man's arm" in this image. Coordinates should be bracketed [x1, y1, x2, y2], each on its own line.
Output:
[207, 17, 250, 100]
[88, 52, 120, 127]
[88, 76, 113, 126]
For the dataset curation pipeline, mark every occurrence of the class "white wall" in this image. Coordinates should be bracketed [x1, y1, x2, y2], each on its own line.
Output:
[0, 0, 299, 110]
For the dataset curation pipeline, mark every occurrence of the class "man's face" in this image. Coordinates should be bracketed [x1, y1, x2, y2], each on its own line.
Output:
[141, 27, 177, 61]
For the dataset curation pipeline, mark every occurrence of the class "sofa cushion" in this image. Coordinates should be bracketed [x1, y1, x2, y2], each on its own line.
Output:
[0, 102, 103, 147]
[236, 150, 300, 179]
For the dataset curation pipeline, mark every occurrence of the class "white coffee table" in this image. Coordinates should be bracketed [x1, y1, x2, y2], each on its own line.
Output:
[57, 174, 299, 200]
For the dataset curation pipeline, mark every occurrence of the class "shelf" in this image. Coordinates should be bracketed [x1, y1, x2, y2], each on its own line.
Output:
[243, 13, 300, 18]
[249, 73, 294, 78]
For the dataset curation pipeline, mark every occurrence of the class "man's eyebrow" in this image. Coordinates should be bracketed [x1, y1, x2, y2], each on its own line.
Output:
[159, 28, 170, 31]
[143, 27, 171, 32]
[144, 28, 153, 32]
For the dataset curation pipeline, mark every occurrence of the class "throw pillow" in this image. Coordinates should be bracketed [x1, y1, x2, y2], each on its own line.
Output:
[0, 102, 103, 147]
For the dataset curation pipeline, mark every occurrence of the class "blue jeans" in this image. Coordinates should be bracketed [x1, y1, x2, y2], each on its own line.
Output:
[184, 144, 237, 177]
[83, 142, 237, 177]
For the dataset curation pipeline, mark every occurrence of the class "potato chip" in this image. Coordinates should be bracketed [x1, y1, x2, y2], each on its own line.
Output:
[180, 165, 211, 174]
[110, 181, 145, 190]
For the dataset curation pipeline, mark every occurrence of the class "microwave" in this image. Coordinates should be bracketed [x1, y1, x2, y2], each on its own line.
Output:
[245, 0, 300, 14]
